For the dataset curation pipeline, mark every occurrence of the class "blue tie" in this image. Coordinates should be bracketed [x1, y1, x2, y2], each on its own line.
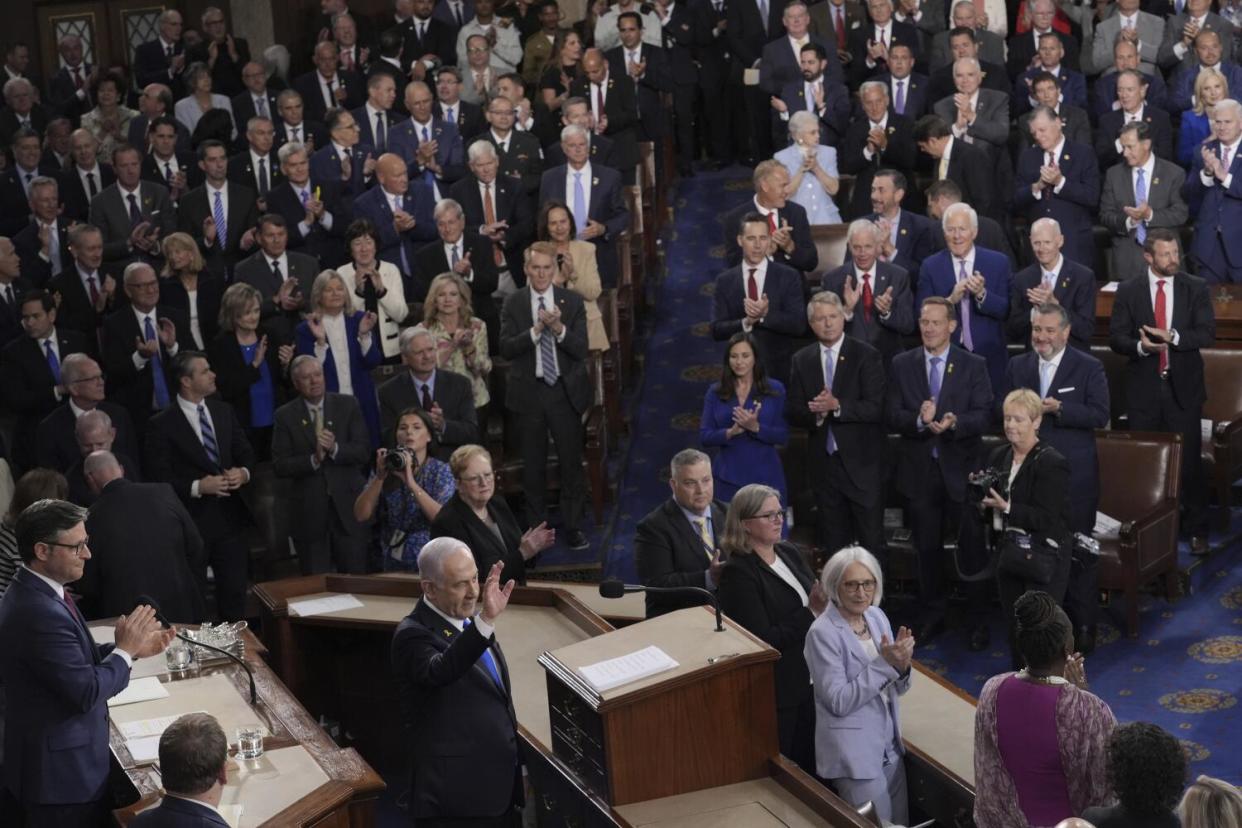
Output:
[929, 355, 943, 458]
[823, 347, 837, 454]
[127, 193, 142, 228]
[572, 172, 587, 237]
[445, 106, 455, 124]
[463, 618, 503, 688]
[144, 316, 171, 409]
[44, 339, 61, 384]
[212, 190, 228, 249]
[198, 403, 220, 467]
[421, 126, 436, 189]
[1134, 167, 1148, 246]
[538, 295, 559, 386]
[394, 195, 412, 275]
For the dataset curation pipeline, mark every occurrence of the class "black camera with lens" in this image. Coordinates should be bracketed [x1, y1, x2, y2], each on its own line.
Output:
[385, 446, 414, 472]
[966, 467, 1007, 508]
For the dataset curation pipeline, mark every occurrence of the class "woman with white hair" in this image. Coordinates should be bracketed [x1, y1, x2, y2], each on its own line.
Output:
[773, 110, 841, 226]
[804, 545, 914, 824]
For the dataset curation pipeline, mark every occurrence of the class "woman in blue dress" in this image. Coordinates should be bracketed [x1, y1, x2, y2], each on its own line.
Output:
[1177, 67, 1228, 169]
[774, 110, 843, 226]
[294, 270, 384, 447]
[700, 332, 790, 503]
[353, 408, 456, 571]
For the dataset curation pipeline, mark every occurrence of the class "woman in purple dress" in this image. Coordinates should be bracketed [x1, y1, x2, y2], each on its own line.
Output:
[974, 590, 1115, 828]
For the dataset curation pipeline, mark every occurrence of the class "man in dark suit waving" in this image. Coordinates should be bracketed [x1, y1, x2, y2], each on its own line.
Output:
[499, 242, 592, 551]
[786, 291, 887, 557]
[0, 499, 172, 825]
[1109, 229, 1216, 551]
[634, 449, 728, 617]
[390, 538, 523, 825]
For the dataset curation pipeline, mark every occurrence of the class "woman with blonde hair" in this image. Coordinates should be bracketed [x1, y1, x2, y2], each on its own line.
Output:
[1177, 67, 1228, 168]
[1179, 775, 1242, 828]
[161, 231, 222, 349]
[295, 270, 383, 446]
[423, 272, 492, 414]
[338, 218, 408, 363]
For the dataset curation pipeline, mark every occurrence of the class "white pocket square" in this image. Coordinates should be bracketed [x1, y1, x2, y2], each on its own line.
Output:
[1057, 386, 1075, 392]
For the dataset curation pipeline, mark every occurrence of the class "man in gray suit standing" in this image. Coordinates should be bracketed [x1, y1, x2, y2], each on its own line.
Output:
[1098, 121, 1188, 280]
[271, 356, 372, 573]
[1091, 0, 1164, 76]
[1157, 0, 1236, 72]
[499, 241, 591, 551]
[931, 57, 1009, 156]
[234, 213, 318, 341]
[88, 144, 175, 272]
[929, 1, 1004, 71]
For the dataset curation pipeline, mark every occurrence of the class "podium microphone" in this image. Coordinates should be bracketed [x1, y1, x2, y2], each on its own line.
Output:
[598, 580, 724, 632]
[134, 595, 257, 704]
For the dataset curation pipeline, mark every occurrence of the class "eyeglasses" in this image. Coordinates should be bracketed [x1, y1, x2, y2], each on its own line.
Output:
[841, 579, 877, 593]
[45, 538, 90, 556]
[460, 472, 495, 485]
[746, 511, 785, 523]
[68, 374, 104, 385]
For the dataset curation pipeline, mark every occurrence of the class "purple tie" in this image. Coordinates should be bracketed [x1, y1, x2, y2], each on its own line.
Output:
[957, 258, 974, 351]
[894, 79, 906, 115]
[823, 348, 837, 454]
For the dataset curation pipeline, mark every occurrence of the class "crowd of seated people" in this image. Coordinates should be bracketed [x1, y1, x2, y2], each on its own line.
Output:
[0, 0, 1241, 822]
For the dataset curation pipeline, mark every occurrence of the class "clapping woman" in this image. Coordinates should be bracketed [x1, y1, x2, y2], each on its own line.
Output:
[338, 219, 408, 364]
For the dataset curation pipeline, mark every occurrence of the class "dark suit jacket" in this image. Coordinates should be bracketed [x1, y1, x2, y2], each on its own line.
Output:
[126, 115, 192, 154]
[870, 72, 930, 119]
[926, 59, 1009, 105]
[717, 541, 815, 711]
[293, 70, 366, 124]
[160, 274, 224, 350]
[605, 44, 674, 139]
[388, 116, 467, 188]
[1013, 140, 1100, 267]
[568, 73, 639, 174]
[47, 268, 111, 346]
[431, 493, 529, 583]
[411, 232, 499, 342]
[1094, 105, 1172, 171]
[0, 328, 89, 466]
[760, 34, 844, 95]
[886, 344, 993, 503]
[1157, 12, 1236, 72]
[1016, 105, 1093, 155]
[350, 181, 438, 287]
[233, 249, 320, 342]
[471, 129, 544, 198]
[916, 246, 1012, 392]
[537, 163, 630, 287]
[12, 217, 74, 288]
[206, 326, 289, 428]
[226, 149, 285, 195]
[0, 276, 30, 349]
[144, 397, 256, 540]
[711, 262, 807, 383]
[399, 17, 459, 72]
[1098, 157, 1187, 280]
[498, 286, 591, 414]
[448, 173, 534, 274]
[352, 104, 401, 153]
[264, 179, 348, 268]
[543, 133, 615, 170]
[79, 478, 206, 622]
[857, 209, 935, 274]
[67, 451, 141, 508]
[0, 568, 129, 806]
[1007, 259, 1096, 352]
[35, 400, 139, 473]
[721, 199, 818, 273]
[1108, 271, 1215, 414]
[185, 37, 251, 98]
[785, 336, 887, 494]
[1007, 30, 1080, 78]
[726, 0, 787, 69]
[176, 183, 260, 279]
[0, 165, 56, 237]
[377, 368, 479, 458]
[391, 599, 521, 820]
[142, 151, 205, 193]
[1090, 71, 1170, 122]
[102, 305, 193, 426]
[1184, 138, 1242, 270]
[1012, 66, 1088, 116]
[309, 140, 377, 197]
[271, 119, 330, 155]
[87, 181, 176, 268]
[1002, 346, 1109, 532]
[0, 106, 50, 143]
[820, 262, 915, 364]
[271, 392, 372, 541]
[130, 794, 230, 827]
[59, 164, 116, 222]
[775, 78, 851, 147]
[433, 99, 486, 142]
[47, 64, 94, 126]
[983, 441, 1071, 554]
[634, 497, 728, 617]
[848, 20, 922, 86]
[230, 88, 281, 130]
[133, 38, 187, 97]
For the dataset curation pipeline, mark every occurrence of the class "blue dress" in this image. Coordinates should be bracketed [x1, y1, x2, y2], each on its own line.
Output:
[377, 457, 457, 571]
[294, 311, 384, 447]
[699, 379, 790, 503]
[238, 341, 275, 428]
[774, 144, 843, 225]
[1177, 110, 1211, 169]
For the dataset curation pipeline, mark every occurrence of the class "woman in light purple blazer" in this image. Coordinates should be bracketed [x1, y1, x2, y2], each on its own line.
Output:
[804, 546, 915, 824]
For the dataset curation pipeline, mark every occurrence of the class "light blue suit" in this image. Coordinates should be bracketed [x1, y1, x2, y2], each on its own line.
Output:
[804, 602, 911, 823]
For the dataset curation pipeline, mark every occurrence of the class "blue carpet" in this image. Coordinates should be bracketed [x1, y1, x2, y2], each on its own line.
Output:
[601, 167, 1242, 785]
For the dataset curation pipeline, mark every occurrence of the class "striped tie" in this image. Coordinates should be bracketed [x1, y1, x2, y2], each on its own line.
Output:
[198, 403, 221, 467]
[538, 295, 558, 386]
[212, 190, 228, 249]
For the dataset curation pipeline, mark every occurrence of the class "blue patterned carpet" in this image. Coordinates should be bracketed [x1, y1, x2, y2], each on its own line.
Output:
[601, 167, 1242, 785]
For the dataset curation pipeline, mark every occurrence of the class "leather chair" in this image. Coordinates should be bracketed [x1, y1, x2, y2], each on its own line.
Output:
[1095, 430, 1183, 637]
[1201, 349, 1242, 529]
[245, 461, 295, 580]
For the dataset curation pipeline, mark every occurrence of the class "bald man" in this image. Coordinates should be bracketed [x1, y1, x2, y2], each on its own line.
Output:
[350, 152, 437, 294]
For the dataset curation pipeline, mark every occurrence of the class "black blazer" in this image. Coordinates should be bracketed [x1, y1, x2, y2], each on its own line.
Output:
[1007, 260, 1096, 353]
[471, 130, 545, 198]
[226, 150, 285, 195]
[634, 497, 728, 617]
[101, 305, 194, 427]
[411, 230, 500, 305]
[721, 199, 818, 273]
[271, 119, 330, 154]
[67, 452, 142, 508]
[130, 794, 230, 827]
[185, 36, 251, 98]
[159, 273, 225, 350]
[432, 493, 528, 583]
[47, 269, 111, 349]
[838, 114, 918, 219]
[79, 478, 206, 623]
[848, 21, 923, 86]
[819, 263, 916, 365]
[12, 218, 74, 289]
[717, 542, 816, 710]
[398, 17, 459, 72]
[543, 133, 616, 170]
[377, 368, 479, 458]
[176, 183, 260, 278]
[983, 441, 1072, 555]
[434, 99, 486, 143]
[133, 38, 187, 97]
[1006, 30, 1080, 79]
[498, 286, 592, 414]
[0, 166, 55, 237]
[567, 73, 639, 173]
[0, 277, 30, 350]
[944, 136, 997, 221]
[264, 179, 348, 268]
[447, 173, 534, 274]
[604, 44, 674, 139]
[206, 327, 290, 429]
[292, 69, 367, 124]
[59, 164, 116, 222]
[1094, 106, 1173, 171]
[0, 328, 89, 468]
[35, 400, 139, 473]
[391, 599, 521, 820]
[230, 88, 281, 130]
[1108, 271, 1215, 415]
[140, 151, 204, 193]
[46, 64, 93, 125]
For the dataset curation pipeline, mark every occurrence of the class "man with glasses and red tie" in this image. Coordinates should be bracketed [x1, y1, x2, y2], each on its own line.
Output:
[0, 499, 173, 826]
[1109, 228, 1216, 554]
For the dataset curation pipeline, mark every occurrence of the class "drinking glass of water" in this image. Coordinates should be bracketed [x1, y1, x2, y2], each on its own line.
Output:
[164, 643, 192, 674]
[235, 725, 264, 760]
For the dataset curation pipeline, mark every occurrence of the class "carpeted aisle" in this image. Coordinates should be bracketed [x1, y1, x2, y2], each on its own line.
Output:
[603, 168, 1242, 784]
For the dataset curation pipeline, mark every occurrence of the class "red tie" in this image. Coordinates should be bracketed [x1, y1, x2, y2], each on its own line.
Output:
[64, 590, 83, 624]
[1154, 279, 1168, 374]
[835, 6, 846, 49]
[72, 67, 83, 90]
[767, 212, 777, 235]
[861, 272, 873, 322]
[747, 268, 759, 301]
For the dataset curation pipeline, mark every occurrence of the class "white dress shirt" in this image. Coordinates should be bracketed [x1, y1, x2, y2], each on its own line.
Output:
[1140, 269, 1180, 356]
[1201, 136, 1240, 189]
[131, 305, 179, 372]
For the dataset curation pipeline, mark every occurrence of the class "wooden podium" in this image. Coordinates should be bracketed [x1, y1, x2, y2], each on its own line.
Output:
[539, 606, 780, 806]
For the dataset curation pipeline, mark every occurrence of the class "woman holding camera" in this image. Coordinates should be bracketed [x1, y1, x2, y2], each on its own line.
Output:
[354, 408, 456, 572]
[976, 388, 1072, 666]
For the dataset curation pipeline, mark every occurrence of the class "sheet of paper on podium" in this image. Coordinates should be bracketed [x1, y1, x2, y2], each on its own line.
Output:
[108, 677, 170, 707]
[288, 593, 365, 617]
[579, 645, 679, 692]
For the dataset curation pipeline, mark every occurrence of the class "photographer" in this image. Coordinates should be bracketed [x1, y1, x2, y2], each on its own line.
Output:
[973, 388, 1072, 669]
[353, 408, 456, 572]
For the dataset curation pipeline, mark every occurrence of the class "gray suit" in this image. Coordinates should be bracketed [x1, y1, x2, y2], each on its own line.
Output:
[459, 61, 507, 105]
[87, 181, 175, 267]
[1092, 11, 1164, 76]
[1157, 12, 1236, 71]
[929, 28, 1006, 72]
[1098, 157, 1188, 280]
[271, 392, 372, 574]
[233, 249, 318, 341]
[932, 88, 1009, 152]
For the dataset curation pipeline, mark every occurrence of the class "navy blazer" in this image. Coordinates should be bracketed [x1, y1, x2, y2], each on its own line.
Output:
[388, 116, 467, 187]
[1003, 346, 1109, 532]
[12, 217, 74, 288]
[537, 164, 630, 288]
[776, 78, 851, 147]
[351, 105, 400, 153]
[872, 72, 930, 119]
[885, 344, 993, 503]
[711, 262, 806, 383]
[1184, 139, 1242, 272]
[59, 163, 116, 222]
[133, 38, 187, 95]
[759, 33, 844, 94]
[1012, 66, 1088, 116]
[1168, 62, 1242, 114]
[350, 180, 438, 286]
[309, 140, 377, 197]
[848, 21, 922, 86]
[1013, 140, 1100, 268]
[820, 261, 915, 365]
[131, 794, 230, 827]
[0, 568, 130, 806]
[915, 246, 1012, 392]
[838, 115, 919, 219]
[1090, 70, 1170, 121]
[1006, 259, 1096, 352]
[699, 378, 789, 497]
[856, 210, 935, 275]
[722, 198, 818, 274]
[294, 311, 384, 446]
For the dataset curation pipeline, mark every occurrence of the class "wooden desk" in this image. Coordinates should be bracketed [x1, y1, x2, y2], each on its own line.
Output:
[1097, 284, 1242, 345]
[901, 665, 978, 828]
[94, 624, 384, 827]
